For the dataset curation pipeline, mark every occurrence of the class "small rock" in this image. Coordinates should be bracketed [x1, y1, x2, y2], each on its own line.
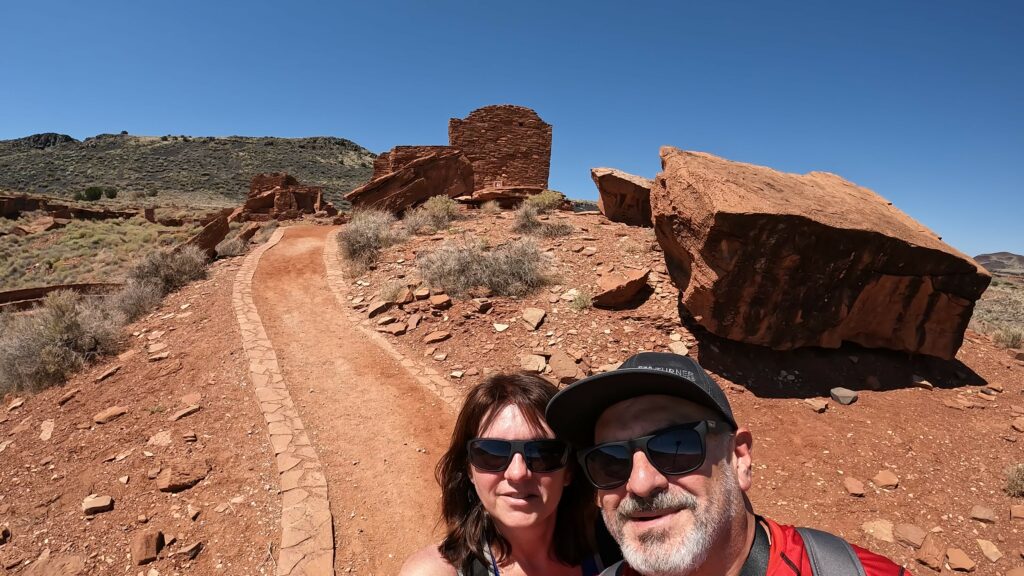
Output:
[894, 524, 927, 549]
[976, 539, 1002, 563]
[366, 301, 390, 318]
[428, 294, 452, 309]
[118, 475, 129, 484]
[946, 548, 975, 572]
[81, 494, 114, 515]
[377, 322, 407, 336]
[450, 371, 464, 379]
[187, 504, 200, 520]
[872, 469, 899, 489]
[413, 287, 430, 300]
[147, 342, 168, 354]
[470, 298, 492, 313]
[148, 352, 170, 362]
[862, 519, 894, 543]
[131, 529, 164, 565]
[581, 247, 597, 256]
[56, 388, 80, 406]
[1011, 504, 1024, 520]
[519, 353, 547, 373]
[668, 341, 689, 356]
[911, 375, 934, 390]
[423, 331, 451, 344]
[916, 533, 945, 571]
[6, 398, 24, 412]
[157, 460, 210, 492]
[1012, 417, 1024, 433]
[147, 431, 172, 447]
[95, 365, 121, 382]
[804, 398, 828, 413]
[182, 431, 197, 443]
[433, 353, 448, 361]
[39, 419, 54, 442]
[970, 505, 996, 524]
[177, 542, 202, 560]
[521, 308, 546, 330]
[168, 405, 200, 422]
[93, 406, 128, 424]
[843, 477, 865, 497]
[406, 313, 422, 330]
[830, 387, 859, 405]
[493, 323, 509, 332]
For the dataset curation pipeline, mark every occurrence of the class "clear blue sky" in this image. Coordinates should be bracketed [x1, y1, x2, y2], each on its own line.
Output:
[2, 1, 1021, 256]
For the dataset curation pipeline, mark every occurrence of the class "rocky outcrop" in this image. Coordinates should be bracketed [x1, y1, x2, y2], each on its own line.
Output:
[177, 213, 227, 259]
[346, 149, 474, 213]
[231, 173, 336, 222]
[651, 147, 991, 359]
[591, 167, 653, 227]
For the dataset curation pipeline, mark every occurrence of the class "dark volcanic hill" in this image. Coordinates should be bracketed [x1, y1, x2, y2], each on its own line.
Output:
[975, 251, 1024, 275]
[0, 132, 376, 206]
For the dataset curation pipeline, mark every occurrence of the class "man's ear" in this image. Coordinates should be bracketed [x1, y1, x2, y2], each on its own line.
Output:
[731, 427, 754, 492]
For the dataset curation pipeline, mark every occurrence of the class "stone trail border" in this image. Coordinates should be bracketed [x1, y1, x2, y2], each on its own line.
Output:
[322, 227, 461, 410]
[232, 228, 334, 576]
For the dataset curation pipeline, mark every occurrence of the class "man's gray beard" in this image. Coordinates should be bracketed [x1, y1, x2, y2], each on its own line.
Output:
[602, 464, 742, 576]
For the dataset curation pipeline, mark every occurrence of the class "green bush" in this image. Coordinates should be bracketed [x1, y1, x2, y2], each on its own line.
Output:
[72, 191, 85, 201]
[0, 290, 123, 393]
[513, 205, 573, 238]
[83, 187, 104, 201]
[338, 209, 404, 269]
[524, 189, 566, 214]
[570, 290, 593, 311]
[480, 201, 501, 215]
[417, 238, 548, 297]
[403, 195, 460, 235]
[104, 187, 117, 199]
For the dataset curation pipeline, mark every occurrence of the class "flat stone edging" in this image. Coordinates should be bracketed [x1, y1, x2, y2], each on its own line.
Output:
[322, 228, 460, 410]
[232, 228, 334, 576]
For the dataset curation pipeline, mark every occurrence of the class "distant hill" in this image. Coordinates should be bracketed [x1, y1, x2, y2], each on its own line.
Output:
[0, 132, 376, 207]
[975, 252, 1024, 275]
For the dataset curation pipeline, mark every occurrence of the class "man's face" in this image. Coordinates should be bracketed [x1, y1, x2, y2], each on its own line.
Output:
[593, 395, 752, 576]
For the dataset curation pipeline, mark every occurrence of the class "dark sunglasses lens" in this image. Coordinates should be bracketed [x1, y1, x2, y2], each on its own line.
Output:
[523, 440, 568, 472]
[585, 444, 633, 488]
[468, 440, 512, 471]
[647, 427, 704, 475]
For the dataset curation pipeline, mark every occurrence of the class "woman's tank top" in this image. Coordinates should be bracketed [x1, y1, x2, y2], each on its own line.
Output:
[456, 543, 603, 576]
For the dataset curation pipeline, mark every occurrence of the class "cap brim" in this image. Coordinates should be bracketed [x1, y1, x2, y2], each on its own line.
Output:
[546, 368, 728, 448]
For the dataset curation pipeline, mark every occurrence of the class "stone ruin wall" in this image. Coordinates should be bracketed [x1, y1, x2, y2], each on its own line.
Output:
[250, 173, 298, 196]
[448, 105, 552, 191]
[372, 146, 457, 180]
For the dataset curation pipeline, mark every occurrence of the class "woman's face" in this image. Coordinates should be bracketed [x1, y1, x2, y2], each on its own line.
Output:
[470, 404, 571, 532]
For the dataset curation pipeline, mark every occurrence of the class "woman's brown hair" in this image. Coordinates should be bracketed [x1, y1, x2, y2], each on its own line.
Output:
[436, 372, 594, 572]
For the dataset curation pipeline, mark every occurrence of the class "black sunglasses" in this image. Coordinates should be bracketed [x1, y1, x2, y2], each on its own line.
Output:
[467, 438, 570, 473]
[578, 421, 722, 489]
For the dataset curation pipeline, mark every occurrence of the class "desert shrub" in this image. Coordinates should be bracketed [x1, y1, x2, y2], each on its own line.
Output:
[570, 290, 593, 311]
[1006, 464, 1024, 497]
[104, 187, 117, 199]
[252, 220, 279, 244]
[338, 209, 404, 269]
[215, 236, 248, 258]
[524, 189, 566, 214]
[83, 187, 104, 201]
[513, 204, 573, 238]
[0, 290, 123, 393]
[108, 279, 163, 321]
[72, 191, 85, 201]
[417, 238, 548, 297]
[378, 280, 405, 303]
[480, 201, 501, 215]
[126, 245, 208, 295]
[993, 328, 1023, 349]
[404, 196, 460, 235]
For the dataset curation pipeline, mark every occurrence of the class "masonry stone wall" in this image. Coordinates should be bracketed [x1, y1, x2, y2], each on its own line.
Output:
[372, 146, 457, 180]
[448, 105, 552, 191]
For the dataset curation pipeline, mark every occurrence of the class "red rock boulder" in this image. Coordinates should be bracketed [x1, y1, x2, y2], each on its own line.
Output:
[651, 147, 991, 359]
[591, 168, 653, 226]
[346, 149, 473, 213]
[593, 268, 650, 308]
[176, 213, 227, 259]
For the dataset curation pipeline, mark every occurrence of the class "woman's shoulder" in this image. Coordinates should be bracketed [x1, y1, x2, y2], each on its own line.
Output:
[399, 544, 460, 576]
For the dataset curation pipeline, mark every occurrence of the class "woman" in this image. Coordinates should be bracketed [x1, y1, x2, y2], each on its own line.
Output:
[400, 372, 604, 576]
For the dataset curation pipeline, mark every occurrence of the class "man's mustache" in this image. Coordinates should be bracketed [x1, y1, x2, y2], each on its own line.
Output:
[616, 490, 698, 518]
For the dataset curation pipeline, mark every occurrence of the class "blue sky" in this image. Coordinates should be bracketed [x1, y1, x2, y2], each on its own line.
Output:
[2, 1, 1021, 256]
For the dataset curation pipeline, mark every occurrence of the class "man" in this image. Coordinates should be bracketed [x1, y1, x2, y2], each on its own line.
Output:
[546, 352, 910, 576]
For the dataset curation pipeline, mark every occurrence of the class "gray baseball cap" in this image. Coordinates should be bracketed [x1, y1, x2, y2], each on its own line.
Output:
[546, 352, 737, 447]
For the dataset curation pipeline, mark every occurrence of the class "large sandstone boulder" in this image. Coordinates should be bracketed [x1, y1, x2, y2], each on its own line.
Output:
[346, 149, 473, 213]
[591, 168, 653, 226]
[652, 147, 991, 359]
[177, 213, 227, 259]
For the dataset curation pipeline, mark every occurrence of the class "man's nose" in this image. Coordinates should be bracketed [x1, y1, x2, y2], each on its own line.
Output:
[625, 450, 668, 497]
[504, 453, 530, 481]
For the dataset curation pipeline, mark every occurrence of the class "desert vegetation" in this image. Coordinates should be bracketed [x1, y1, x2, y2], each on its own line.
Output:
[0, 246, 208, 393]
[338, 209, 406, 271]
[1006, 463, 1024, 497]
[972, 276, 1024, 347]
[512, 204, 574, 238]
[402, 196, 461, 235]
[416, 238, 549, 297]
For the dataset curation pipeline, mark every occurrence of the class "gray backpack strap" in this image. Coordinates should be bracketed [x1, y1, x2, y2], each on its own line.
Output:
[796, 527, 866, 576]
[599, 560, 624, 576]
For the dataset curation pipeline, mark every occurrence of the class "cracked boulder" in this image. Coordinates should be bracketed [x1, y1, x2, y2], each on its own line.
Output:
[651, 147, 990, 359]
[591, 167, 653, 226]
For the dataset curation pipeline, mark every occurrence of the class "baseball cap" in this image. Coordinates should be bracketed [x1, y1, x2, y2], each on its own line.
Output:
[545, 352, 737, 447]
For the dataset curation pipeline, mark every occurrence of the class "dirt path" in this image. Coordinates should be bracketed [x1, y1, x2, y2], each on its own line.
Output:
[253, 225, 454, 575]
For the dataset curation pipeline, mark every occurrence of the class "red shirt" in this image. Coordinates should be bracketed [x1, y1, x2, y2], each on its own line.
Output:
[617, 517, 911, 576]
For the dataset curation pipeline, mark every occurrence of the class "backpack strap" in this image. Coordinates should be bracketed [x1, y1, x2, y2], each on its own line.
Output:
[796, 527, 866, 576]
[598, 560, 624, 576]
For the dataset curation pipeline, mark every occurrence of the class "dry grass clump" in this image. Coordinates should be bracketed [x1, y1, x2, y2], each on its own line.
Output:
[126, 245, 208, 295]
[417, 238, 548, 297]
[1006, 464, 1024, 497]
[252, 220, 280, 244]
[480, 201, 501, 215]
[0, 290, 123, 393]
[524, 189, 566, 213]
[338, 209, 405, 270]
[570, 290, 593, 311]
[108, 279, 164, 322]
[216, 236, 248, 258]
[513, 205, 574, 238]
[972, 279, 1024, 341]
[993, 328, 1023, 349]
[403, 196, 460, 235]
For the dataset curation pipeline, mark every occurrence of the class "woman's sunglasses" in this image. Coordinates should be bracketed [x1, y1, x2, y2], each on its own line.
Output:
[578, 420, 722, 489]
[467, 438, 570, 473]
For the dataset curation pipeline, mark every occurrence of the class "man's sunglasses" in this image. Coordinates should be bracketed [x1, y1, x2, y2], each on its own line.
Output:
[578, 421, 722, 489]
[467, 438, 570, 473]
